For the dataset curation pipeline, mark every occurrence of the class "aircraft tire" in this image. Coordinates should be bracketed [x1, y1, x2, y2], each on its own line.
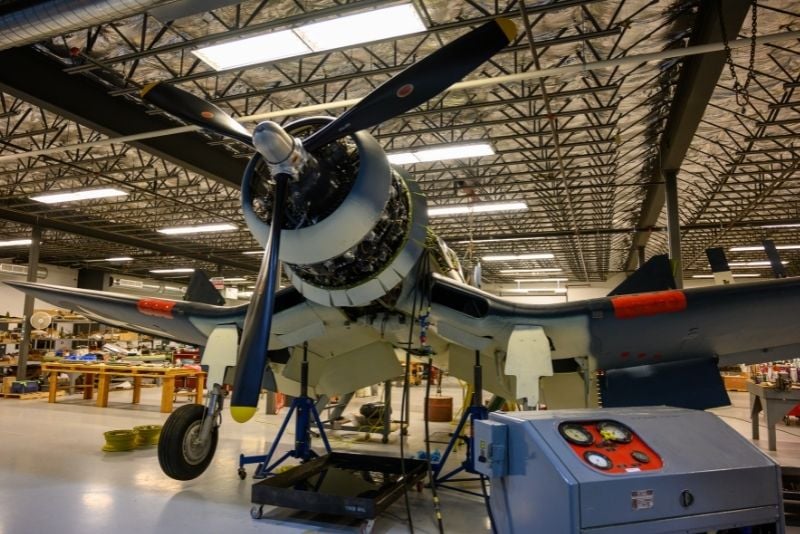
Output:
[158, 404, 218, 480]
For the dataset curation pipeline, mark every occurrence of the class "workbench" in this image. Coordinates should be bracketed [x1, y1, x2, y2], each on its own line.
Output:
[748, 379, 800, 451]
[40, 362, 205, 413]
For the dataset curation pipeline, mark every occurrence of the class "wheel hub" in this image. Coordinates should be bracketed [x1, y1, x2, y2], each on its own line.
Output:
[182, 420, 212, 465]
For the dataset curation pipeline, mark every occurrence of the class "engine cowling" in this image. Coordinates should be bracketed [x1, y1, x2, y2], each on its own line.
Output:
[241, 117, 428, 307]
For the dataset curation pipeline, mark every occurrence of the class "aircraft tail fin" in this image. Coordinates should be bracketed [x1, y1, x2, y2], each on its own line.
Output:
[600, 357, 730, 410]
[608, 254, 675, 296]
[706, 247, 734, 285]
[184, 270, 225, 305]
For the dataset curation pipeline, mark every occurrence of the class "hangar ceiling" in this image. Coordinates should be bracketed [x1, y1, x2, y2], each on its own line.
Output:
[0, 0, 798, 288]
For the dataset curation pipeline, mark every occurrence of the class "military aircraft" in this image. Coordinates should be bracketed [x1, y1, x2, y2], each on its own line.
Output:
[8, 16, 800, 481]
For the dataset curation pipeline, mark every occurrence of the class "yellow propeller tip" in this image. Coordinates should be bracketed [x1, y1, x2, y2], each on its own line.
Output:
[230, 405, 257, 423]
[496, 17, 517, 42]
[140, 81, 160, 98]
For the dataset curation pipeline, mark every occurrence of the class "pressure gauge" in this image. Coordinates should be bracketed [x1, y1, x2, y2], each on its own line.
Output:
[597, 421, 633, 444]
[631, 450, 651, 464]
[559, 423, 594, 446]
[583, 450, 613, 470]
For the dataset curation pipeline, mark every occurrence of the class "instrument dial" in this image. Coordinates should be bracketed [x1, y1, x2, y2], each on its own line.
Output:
[559, 423, 594, 446]
[584, 451, 613, 470]
[631, 450, 651, 464]
[597, 421, 633, 444]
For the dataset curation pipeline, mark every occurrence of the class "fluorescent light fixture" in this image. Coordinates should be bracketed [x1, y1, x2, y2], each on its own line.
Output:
[158, 223, 237, 235]
[105, 257, 133, 262]
[386, 152, 420, 165]
[726, 261, 788, 268]
[295, 4, 425, 51]
[193, 30, 311, 70]
[149, 268, 196, 274]
[194, 4, 425, 71]
[761, 223, 800, 229]
[692, 274, 761, 279]
[730, 244, 800, 252]
[500, 268, 563, 274]
[387, 143, 494, 164]
[0, 239, 32, 247]
[223, 277, 248, 282]
[31, 188, 128, 204]
[428, 201, 527, 217]
[515, 278, 569, 283]
[503, 287, 567, 294]
[483, 253, 555, 261]
[243, 250, 266, 255]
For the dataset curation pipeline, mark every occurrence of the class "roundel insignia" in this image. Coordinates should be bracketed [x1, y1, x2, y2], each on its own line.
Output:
[396, 83, 414, 98]
[201, 110, 215, 119]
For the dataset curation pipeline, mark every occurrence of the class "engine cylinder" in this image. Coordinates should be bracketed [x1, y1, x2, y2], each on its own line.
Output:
[240, 118, 427, 307]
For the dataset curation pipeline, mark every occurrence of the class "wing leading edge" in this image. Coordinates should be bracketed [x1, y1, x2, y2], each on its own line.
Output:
[5, 281, 248, 346]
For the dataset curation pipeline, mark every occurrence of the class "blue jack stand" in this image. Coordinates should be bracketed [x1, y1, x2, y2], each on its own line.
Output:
[238, 342, 332, 479]
[431, 350, 489, 497]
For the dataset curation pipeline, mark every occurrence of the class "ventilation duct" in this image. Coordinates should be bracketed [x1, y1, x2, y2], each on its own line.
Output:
[0, 0, 170, 51]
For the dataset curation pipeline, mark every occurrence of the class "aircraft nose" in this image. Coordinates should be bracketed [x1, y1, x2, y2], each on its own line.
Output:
[252, 121, 296, 164]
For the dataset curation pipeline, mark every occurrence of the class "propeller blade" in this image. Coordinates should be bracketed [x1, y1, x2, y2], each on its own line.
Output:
[230, 172, 290, 423]
[303, 17, 516, 152]
[140, 82, 253, 146]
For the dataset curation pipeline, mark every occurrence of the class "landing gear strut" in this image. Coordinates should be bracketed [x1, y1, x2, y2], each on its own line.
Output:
[159, 383, 224, 480]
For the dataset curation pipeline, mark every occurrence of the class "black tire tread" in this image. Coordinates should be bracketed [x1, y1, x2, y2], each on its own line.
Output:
[158, 404, 218, 480]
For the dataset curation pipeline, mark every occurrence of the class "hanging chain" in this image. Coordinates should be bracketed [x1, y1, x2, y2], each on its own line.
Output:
[719, 1, 758, 108]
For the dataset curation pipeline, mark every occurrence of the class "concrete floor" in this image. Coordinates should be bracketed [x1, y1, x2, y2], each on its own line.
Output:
[0, 379, 796, 533]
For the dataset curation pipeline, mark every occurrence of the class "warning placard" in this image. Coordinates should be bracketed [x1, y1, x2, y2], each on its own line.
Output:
[632, 489, 654, 510]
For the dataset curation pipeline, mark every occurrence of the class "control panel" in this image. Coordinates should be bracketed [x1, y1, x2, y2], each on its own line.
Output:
[558, 419, 663, 474]
[474, 407, 784, 534]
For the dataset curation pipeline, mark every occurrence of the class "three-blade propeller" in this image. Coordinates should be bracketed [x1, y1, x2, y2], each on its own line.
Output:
[141, 17, 516, 422]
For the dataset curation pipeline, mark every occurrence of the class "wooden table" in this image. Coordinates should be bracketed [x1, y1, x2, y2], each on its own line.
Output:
[748, 380, 800, 451]
[40, 362, 205, 413]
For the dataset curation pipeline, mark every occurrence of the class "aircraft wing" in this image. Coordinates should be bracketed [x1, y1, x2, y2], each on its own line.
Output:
[429, 273, 800, 410]
[5, 281, 249, 346]
[4, 280, 401, 397]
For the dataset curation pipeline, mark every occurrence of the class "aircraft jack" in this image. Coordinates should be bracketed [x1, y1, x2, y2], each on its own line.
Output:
[238, 342, 331, 479]
[431, 350, 489, 498]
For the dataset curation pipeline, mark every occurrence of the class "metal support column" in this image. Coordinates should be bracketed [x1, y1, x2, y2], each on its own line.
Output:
[17, 226, 41, 380]
[664, 170, 683, 289]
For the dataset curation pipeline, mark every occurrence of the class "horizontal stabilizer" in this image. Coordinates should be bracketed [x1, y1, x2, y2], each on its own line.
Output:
[600, 357, 730, 410]
[608, 254, 675, 296]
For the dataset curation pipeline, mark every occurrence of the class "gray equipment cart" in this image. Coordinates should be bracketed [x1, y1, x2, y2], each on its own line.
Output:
[474, 406, 784, 533]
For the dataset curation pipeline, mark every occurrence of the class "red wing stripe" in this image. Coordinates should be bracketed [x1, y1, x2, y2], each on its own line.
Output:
[137, 298, 176, 319]
[611, 290, 686, 319]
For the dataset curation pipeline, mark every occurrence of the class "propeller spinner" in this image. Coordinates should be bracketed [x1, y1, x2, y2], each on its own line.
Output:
[141, 17, 517, 422]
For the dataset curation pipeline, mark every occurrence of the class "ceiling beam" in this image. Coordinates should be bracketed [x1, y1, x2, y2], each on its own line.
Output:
[623, 0, 752, 271]
[0, 46, 247, 189]
[0, 204, 257, 272]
